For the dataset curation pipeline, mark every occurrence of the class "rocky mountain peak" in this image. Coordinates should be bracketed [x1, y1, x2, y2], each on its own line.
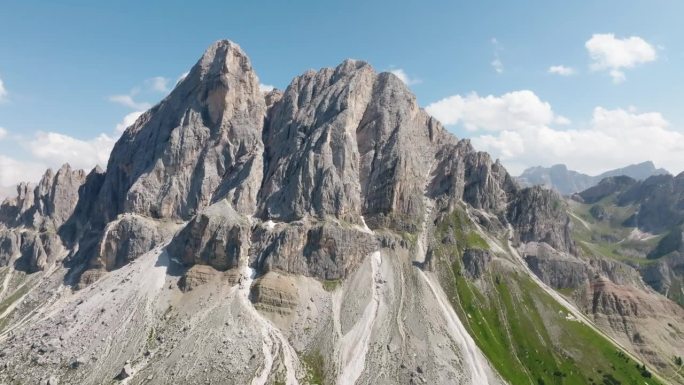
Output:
[2, 39, 681, 385]
[1, 40, 572, 289]
[92, 40, 266, 223]
[196, 40, 250, 79]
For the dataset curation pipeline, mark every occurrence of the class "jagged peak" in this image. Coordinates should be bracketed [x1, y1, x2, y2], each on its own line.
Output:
[195, 39, 254, 81]
[166, 39, 260, 103]
[334, 58, 372, 75]
[57, 163, 73, 173]
[91, 165, 105, 175]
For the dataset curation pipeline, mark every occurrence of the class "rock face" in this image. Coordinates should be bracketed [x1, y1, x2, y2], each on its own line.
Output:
[462, 248, 493, 279]
[0, 165, 87, 272]
[507, 186, 575, 253]
[64, 39, 567, 285]
[0, 164, 87, 231]
[518, 161, 669, 195]
[91, 214, 176, 271]
[168, 201, 250, 271]
[93, 40, 266, 224]
[0, 40, 578, 286]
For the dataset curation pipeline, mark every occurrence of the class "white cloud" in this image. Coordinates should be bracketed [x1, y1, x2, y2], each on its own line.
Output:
[491, 59, 504, 74]
[0, 127, 7, 140]
[0, 76, 7, 102]
[27, 132, 116, 171]
[0, 155, 47, 190]
[548, 65, 576, 76]
[259, 83, 274, 93]
[108, 94, 152, 110]
[425, 90, 556, 131]
[389, 69, 421, 85]
[585, 34, 657, 83]
[145, 76, 170, 93]
[0, 128, 119, 189]
[426, 90, 684, 175]
[491, 38, 504, 74]
[177, 72, 189, 85]
[115, 111, 144, 133]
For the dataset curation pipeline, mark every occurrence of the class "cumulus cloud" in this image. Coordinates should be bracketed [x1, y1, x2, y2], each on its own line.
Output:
[27, 132, 116, 170]
[0, 76, 7, 102]
[115, 111, 144, 134]
[585, 34, 657, 83]
[0, 125, 122, 189]
[548, 65, 576, 76]
[0, 127, 7, 140]
[389, 69, 421, 85]
[491, 38, 504, 74]
[145, 76, 171, 93]
[108, 94, 152, 110]
[177, 72, 190, 85]
[0, 155, 47, 191]
[425, 90, 557, 131]
[259, 83, 274, 93]
[426, 90, 684, 175]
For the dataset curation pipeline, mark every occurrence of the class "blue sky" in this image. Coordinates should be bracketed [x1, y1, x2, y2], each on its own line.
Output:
[1, 0, 683, 188]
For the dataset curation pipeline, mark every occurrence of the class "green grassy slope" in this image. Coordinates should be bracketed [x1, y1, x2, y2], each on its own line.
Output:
[432, 208, 662, 385]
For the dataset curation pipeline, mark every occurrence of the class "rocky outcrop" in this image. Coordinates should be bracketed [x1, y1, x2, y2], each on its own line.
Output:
[522, 242, 589, 290]
[0, 164, 87, 272]
[251, 220, 378, 280]
[462, 248, 493, 279]
[251, 271, 299, 315]
[177, 264, 236, 292]
[259, 58, 450, 232]
[508, 186, 575, 253]
[91, 214, 176, 270]
[0, 229, 64, 272]
[522, 241, 646, 291]
[168, 201, 250, 271]
[428, 140, 516, 216]
[0, 164, 87, 231]
[641, 252, 684, 304]
[258, 60, 373, 223]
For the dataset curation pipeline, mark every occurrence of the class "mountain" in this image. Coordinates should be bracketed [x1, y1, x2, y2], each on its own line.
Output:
[518, 161, 670, 195]
[570, 173, 684, 306]
[0, 40, 681, 385]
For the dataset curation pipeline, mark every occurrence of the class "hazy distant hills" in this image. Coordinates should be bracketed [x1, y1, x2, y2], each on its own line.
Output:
[517, 161, 670, 195]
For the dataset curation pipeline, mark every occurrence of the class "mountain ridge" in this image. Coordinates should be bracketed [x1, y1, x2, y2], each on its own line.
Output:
[518, 161, 670, 195]
[0, 40, 680, 385]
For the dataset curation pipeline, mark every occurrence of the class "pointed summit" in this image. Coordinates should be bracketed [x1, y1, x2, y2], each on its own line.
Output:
[195, 40, 251, 80]
[93, 39, 266, 223]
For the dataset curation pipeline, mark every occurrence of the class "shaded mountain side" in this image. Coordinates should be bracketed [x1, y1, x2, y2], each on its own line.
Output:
[0, 40, 680, 385]
[518, 161, 670, 195]
[569, 172, 684, 307]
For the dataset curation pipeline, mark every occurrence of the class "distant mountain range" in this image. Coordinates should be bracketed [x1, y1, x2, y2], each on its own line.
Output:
[570, 172, 684, 306]
[517, 161, 670, 195]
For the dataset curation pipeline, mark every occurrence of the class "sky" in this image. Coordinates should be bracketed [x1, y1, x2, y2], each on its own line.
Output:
[1, 0, 683, 190]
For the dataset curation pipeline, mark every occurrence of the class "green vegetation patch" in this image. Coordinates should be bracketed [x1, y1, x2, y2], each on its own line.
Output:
[321, 279, 342, 292]
[302, 351, 326, 385]
[432, 208, 662, 385]
[434, 206, 490, 258]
